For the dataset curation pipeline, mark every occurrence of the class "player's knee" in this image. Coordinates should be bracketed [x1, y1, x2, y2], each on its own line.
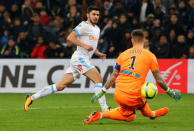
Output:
[56, 84, 66, 91]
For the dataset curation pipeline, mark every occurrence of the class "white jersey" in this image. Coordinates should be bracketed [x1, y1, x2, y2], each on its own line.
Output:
[72, 21, 100, 59]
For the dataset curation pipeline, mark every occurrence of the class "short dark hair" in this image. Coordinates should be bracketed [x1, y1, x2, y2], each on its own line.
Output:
[87, 5, 100, 13]
[131, 29, 144, 42]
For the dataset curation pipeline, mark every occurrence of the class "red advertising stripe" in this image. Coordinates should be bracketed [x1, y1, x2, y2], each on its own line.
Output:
[157, 59, 188, 93]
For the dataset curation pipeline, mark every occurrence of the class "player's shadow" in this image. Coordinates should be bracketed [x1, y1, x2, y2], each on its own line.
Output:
[91, 121, 169, 126]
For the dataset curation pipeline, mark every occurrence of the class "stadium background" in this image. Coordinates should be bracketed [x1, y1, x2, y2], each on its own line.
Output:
[0, 0, 193, 93]
[0, 0, 193, 59]
[0, 0, 194, 131]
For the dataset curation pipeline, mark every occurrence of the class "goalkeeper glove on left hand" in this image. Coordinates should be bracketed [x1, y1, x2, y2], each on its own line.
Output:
[166, 88, 181, 101]
[91, 87, 106, 103]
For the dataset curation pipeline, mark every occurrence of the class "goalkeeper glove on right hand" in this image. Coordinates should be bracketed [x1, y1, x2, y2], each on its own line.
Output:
[91, 87, 106, 103]
[166, 88, 181, 101]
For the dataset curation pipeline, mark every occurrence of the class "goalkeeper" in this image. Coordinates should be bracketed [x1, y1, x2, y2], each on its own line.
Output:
[83, 29, 181, 125]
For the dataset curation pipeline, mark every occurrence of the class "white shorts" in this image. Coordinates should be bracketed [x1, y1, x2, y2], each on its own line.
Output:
[65, 56, 95, 80]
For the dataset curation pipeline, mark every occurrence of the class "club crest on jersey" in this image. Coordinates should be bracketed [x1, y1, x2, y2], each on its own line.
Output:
[77, 65, 83, 72]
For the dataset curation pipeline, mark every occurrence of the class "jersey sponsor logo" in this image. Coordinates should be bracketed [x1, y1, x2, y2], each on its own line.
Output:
[89, 35, 98, 42]
[120, 70, 140, 78]
[157, 59, 188, 93]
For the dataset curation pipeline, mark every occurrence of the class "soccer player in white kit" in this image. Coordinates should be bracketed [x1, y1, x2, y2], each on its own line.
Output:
[24, 5, 109, 112]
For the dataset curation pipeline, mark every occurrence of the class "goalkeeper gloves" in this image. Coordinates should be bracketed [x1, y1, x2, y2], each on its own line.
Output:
[166, 88, 181, 101]
[91, 87, 107, 103]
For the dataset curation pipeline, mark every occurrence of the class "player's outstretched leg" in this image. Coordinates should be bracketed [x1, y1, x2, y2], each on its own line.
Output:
[102, 109, 136, 122]
[83, 109, 136, 125]
[24, 84, 57, 111]
[24, 73, 74, 111]
[150, 107, 169, 119]
[140, 103, 169, 119]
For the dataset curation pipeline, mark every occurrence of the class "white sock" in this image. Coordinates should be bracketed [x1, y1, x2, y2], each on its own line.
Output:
[152, 111, 156, 118]
[94, 83, 108, 112]
[31, 84, 57, 101]
[100, 113, 103, 119]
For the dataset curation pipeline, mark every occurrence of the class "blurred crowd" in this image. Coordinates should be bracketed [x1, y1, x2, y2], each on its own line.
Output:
[0, 0, 193, 59]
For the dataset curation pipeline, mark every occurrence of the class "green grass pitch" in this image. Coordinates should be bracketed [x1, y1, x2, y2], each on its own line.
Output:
[0, 93, 193, 131]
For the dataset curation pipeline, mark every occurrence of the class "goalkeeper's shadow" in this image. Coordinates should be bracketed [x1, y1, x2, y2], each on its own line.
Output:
[91, 121, 169, 126]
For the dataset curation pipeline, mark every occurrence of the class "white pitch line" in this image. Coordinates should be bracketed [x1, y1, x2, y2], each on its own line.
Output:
[31, 105, 100, 110]
[0, 105, 100, 111]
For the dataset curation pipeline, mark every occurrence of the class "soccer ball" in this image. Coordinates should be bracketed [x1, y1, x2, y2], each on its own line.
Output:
[141, 82, 158, 99]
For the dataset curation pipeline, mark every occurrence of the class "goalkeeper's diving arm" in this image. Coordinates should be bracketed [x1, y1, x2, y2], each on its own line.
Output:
[152, 69, 169, 91]
[152, 69, 181, 101]
[103, 69, 119, 91]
